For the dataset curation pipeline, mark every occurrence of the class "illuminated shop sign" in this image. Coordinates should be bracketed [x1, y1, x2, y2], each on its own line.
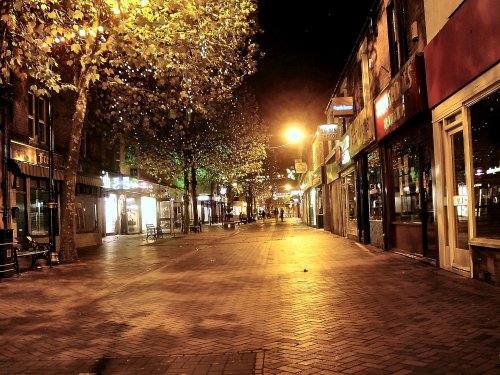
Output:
[486, 166, 500, 175]
[340, 135, 351, 165]
[197, 194, 211, 201]
[11, 141, 65, 168]
[317, 124, 338, 140]
[374, 54, 427, 140]
[331, 97, 354, 116]
[295, 160, 308, 173]
[100, 172, 153, 191]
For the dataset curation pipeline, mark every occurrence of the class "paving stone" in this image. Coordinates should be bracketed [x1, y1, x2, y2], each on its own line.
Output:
[0, 220, 499, 374]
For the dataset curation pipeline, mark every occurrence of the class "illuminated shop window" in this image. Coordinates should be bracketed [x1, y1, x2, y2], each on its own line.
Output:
[30, 180, 49, 236]
[368, 151, 382, 220]
[392, 139, 420, 222]
[472, 89, 500, 239]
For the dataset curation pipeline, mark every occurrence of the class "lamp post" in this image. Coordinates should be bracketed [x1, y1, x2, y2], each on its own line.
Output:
[47, 92, 58, 260]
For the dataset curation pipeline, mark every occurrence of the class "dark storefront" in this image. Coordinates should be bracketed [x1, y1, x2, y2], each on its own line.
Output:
[375, 53, 437, 260]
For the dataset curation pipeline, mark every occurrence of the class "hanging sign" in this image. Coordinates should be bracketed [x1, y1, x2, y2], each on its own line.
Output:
[331, 97, 354, 116]
[374, 54, 427, 140]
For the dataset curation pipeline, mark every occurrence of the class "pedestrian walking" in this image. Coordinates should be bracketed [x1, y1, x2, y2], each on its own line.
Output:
[280, 208, 284, 222]
[261, 209, 266, 222]
[274, 208, 279, 223]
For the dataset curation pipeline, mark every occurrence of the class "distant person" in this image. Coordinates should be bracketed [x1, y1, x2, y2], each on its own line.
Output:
[261, 210, 266, 221]
[274, 208, 279, 222]
[280, 208, 284, 222]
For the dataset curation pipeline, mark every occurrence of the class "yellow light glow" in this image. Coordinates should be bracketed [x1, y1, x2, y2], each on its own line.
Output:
[78, 29, 86, 37]
[286, 128, 303, 143]
[113, 7, 121, 15]
[98, 25, 104, 33]
[284, 184, 292, 191]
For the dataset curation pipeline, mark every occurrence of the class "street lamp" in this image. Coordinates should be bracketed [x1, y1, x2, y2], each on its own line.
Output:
[267, 127, 304, 149]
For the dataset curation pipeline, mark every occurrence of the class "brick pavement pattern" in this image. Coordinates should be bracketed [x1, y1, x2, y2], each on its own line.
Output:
[0, 219, 499, 374]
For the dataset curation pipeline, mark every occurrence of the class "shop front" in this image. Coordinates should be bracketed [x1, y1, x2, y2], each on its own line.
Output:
[424, 0, 500, 281]
[101, 172, 155, 235]
[333, 102, 377, 242]
[311, 166, 324, 229]
[375, 53, 436, 259]
[9, 142, 104, 248]
[299, 171, 313, 226]
[366, 149, 384, 248]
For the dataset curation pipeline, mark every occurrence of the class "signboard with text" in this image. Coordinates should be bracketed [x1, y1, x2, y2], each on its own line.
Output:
[374, 53, 427, 141]
[331, 97, 354, 116]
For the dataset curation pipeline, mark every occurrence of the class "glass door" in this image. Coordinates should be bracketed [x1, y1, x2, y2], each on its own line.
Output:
[444, 125, 471, 272]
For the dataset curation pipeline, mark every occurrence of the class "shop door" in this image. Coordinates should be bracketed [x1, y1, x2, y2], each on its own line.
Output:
[443, 126, 471, 272]
[342, 169, 357, 238]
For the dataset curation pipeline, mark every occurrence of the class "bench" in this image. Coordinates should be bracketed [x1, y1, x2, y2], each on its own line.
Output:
[13, 235, 52, 275]
[189, 223, 202, 233]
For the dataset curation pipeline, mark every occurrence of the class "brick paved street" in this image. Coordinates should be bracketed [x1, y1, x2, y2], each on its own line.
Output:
[0, 219, 499, 374]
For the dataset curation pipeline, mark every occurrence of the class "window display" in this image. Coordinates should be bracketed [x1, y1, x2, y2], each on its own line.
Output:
[126, 197, 139, 233]
[471, 89, 500, 239]
[30, 180, 49, 236]
[392, 138, 421, 222]
[368, 151, 382, 220]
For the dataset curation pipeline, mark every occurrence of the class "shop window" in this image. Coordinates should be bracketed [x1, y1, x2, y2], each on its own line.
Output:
[28, 92, 47, 144]
[346, 171, 357, 221]
[392, 138, 420, 222]
[471, 89, 500, 239]
[368, 150, 382, 220]
[75, 195, 98, 233]
[126, 197, 140, 233]
[30, 184, 49, 236]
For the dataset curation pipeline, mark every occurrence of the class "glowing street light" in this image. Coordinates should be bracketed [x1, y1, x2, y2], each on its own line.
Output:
[268, 127, 305, 149]
[286, 128, 303, 143]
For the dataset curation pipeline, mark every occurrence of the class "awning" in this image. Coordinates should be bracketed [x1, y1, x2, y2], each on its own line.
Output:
[77, 175, 103, 187]
[9, 160, 64, 180]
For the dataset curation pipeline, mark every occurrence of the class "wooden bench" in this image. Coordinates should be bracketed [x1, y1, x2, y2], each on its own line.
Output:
[13, 235, 52, 275]
[189, 223, 202, 233]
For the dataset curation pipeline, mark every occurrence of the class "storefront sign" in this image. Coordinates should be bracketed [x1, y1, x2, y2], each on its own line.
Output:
[11, 141, 65, 169]
[101, 172, 153, 192]
[197, 194, 211, 201]
[374, 54, 427, 140]
[345, 106, 375, 159]
[331, 97, 354, 116]
[326, 159, 340, 184]
[312, 166, 323, 187]
[340, 136, 351, 166]
[317, 124, 338, 140]
[295, 161, 308, 173]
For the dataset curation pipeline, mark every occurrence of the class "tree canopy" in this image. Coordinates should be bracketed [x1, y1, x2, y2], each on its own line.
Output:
[1, 0, 260, 260]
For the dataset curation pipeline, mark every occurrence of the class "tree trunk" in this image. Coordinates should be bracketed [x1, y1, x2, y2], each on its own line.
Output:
[59, 70, 89, 262]
[191, 166, 198, 226]
[182, 168, 190, 234]
[247, 185, 253, 221]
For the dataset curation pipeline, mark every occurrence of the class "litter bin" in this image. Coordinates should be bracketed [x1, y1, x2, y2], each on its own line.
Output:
[0, 229, 15, 278]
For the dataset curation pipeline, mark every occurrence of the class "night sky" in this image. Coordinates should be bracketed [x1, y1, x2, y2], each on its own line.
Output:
[248, 0, 375, 155]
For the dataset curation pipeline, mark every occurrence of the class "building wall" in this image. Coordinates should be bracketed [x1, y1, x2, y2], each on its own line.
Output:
[368, 0, 427, 98]
[424, 0, 464, 41]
